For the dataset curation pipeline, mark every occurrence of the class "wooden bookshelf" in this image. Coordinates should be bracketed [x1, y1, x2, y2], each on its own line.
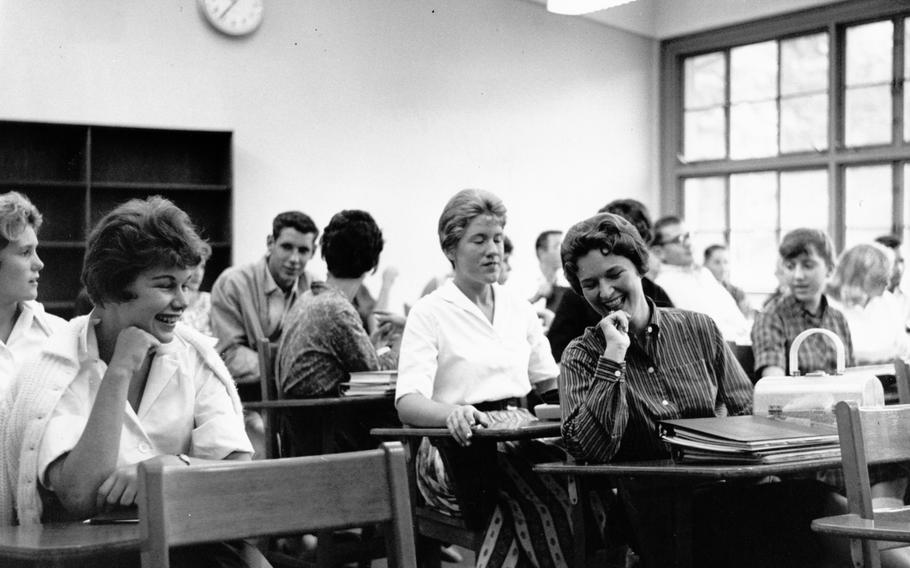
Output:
[0, 120, 233, 319]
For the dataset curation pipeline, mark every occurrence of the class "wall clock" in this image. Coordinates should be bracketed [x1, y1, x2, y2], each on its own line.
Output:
[198, 0, 263, 37]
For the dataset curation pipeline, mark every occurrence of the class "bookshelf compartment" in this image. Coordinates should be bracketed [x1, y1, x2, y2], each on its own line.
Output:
[18, 186, 86, 242]
[37, 246, 86, 305]
[92, 127, 231, 185]
[0, 123, 86, 182]
[90, 187, 231, 244]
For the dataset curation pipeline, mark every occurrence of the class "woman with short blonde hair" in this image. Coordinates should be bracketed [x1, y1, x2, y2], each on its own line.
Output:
[0, 190, 64, 401]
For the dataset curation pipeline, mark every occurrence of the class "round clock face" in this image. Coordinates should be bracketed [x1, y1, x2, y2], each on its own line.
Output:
[198, 0, 263, 37]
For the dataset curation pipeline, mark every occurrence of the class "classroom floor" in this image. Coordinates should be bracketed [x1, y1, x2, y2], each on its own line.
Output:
[371, 545, 474, 568]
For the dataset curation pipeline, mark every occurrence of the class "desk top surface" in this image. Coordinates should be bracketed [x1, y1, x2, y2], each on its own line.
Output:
[372, 420, 561, 440]
[0, 521, 140, 560]
[244, 392, 394, 409]
[535, 456, 841, 479]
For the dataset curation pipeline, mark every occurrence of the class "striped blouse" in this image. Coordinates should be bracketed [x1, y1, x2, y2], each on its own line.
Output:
[559, 302, 753, 464]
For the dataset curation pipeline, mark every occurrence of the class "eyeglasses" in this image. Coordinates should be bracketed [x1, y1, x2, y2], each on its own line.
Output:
[656, 232, 691, 246]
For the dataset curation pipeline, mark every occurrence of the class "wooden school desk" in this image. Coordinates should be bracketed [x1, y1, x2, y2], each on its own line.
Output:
[0, 521, 140, 567]
[536, 456, 843, 568]
[245, 392, 395, 455]
[372, 420, 562, 562]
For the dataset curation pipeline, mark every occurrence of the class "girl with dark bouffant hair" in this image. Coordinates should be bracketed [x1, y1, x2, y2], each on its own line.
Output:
[2, 196, 258, 567]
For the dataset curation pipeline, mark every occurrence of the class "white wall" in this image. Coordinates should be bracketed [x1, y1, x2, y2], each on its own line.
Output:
[0, 0, 657, 309]
[525, 0, 843, 39]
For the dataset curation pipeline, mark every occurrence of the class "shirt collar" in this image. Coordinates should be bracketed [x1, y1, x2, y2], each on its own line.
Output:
[781, 293, 828, 318]
[259, 255, 300, 297]
[16, 301, 54, 336]
[437, 279, 498, 321]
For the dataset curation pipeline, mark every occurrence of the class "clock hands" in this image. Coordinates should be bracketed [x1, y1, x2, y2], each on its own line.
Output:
[218, 0, 241, 20]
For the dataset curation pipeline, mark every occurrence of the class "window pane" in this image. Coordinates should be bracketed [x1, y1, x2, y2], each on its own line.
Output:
[684, 52, 725, 109]
[845, 85, 892, 147]
[730, 172, 777, 231]
[781, 33, 828, 96]
[780, 170, 828, 232]
[728, 231, 778, 292]
[684, 108, 726, 161]
[845, 165, 892, 247]
[904, 165, 910, 268]
[780, 94, 828, 153]
[905, 79, 910, 141]
[684, 177, 726, 233]
[846, 20, 893, 86]
[730, 101, 777, 158]
[730, 41, 778, 103]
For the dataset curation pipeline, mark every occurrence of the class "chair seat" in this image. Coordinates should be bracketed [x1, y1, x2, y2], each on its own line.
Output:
[415, 507, 484, 551]
[812, 509, 910, 542]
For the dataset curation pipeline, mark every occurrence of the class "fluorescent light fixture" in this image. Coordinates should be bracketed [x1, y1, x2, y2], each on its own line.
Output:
[546, 0, 638, 15]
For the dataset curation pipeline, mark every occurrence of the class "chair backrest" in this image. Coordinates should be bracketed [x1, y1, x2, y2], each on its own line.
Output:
[257, 337, 279, 402]
[138, 442, 416, 568]
[893, 358, 910, 404]
[833, 401, 910, 565]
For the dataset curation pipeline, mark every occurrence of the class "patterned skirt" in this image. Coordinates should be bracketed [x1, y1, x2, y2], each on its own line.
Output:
[416, 429, 576, 568]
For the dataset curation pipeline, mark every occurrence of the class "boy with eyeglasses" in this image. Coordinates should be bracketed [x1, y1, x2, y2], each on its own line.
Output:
[651, 216, 749, 343]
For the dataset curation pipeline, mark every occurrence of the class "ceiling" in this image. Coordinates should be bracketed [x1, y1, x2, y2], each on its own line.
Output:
[523, 0, 847, 39]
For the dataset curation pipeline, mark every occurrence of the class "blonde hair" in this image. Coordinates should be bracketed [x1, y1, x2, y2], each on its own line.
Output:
[0, 191, 42, 248]
[828, 243, 891, 307]
[437, 189, 506, 263]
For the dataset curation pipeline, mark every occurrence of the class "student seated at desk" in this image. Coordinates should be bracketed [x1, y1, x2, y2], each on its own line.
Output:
[558, 213, 839, 568]
[277, 209, 401, 454]
[751, 228, 853, 377]
[0, 197, 257, 567]
[0, 191, 65, 402]
[827, 243, 910, 365]
[396, 189, 571, 568]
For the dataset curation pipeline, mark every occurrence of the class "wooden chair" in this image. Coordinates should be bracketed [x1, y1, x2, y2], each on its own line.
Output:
[256, 337, 282, 459]
[810, 401, 910, 567]
[892, 357, 910, 404]
[138, 442, 416, 568]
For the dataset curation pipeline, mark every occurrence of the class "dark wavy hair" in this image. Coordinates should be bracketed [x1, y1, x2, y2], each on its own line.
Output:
[598, 198, 653, 245]
[272, 210, 318, 240]
[779, 228, 836, 269]
[321, 210, 384, 278]
[82, 196, 206, 305]
[561, 213, 650, 295]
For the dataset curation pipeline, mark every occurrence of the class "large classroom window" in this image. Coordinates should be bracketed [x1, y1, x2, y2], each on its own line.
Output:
[660, 1, 910, 294]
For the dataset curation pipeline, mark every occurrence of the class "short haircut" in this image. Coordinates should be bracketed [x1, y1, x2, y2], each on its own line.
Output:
[652, 215, 683, 246]
[437, 189, 507, 261]
[704, 243, 727, 263]
[272, 211, 318, 240]
[534, 230, 562, 253]
[199, 241, 213, 262]
[875, 234, 902, 250]
[503, 234, 513, 255]
[598, 199, 653, 245]
[82, 196, 206, 306]
[829, 243, 891, 307]
[0, 191, 42, 249]
[561, 213, 650, 295]
[778, 228, 836, 269]
[320, 209, 384, 278]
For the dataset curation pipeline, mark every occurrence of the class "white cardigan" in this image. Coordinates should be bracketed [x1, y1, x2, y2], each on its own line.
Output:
[0, 316, 243, 526]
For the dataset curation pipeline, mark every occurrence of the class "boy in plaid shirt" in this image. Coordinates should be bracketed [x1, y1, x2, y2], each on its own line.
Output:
[751, 228, 853, 377]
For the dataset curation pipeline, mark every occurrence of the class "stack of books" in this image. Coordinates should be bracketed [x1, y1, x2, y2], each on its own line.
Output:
[342, 370, 397, 396]
[659, 415, 841, 464]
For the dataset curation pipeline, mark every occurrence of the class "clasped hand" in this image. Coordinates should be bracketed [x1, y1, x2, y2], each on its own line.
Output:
[598, 310, 631, 361]
[446, 405, 492, 446]
[108, 327, 160, 376]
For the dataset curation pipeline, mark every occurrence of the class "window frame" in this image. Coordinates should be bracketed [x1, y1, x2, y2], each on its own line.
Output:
[660, 0, 910, 255]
